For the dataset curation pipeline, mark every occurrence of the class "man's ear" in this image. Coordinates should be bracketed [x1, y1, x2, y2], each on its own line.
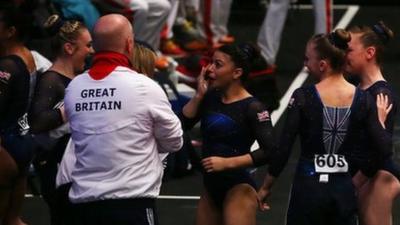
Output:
[126, 37, 134, 55]
[233, 68, 243, 80]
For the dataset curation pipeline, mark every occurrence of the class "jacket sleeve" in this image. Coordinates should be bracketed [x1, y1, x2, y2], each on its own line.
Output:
[149, 82, 184, 153]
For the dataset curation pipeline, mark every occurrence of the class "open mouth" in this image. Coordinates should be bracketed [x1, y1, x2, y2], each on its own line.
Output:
[204, 73, 216, 81]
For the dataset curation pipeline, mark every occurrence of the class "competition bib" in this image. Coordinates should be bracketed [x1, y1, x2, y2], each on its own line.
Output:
[314, 154, 348, 173]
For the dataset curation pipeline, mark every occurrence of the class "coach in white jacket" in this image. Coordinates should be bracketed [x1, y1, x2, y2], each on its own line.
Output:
[64, 14, 183, 225]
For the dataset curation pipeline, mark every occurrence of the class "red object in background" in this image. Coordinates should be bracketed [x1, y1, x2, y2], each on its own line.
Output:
[175, 50, 214, 88]
[248, 65, 276, 78]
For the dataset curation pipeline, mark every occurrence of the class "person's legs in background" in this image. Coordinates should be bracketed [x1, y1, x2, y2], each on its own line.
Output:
[312, 0, 333, 34]
[256, 0, 290, 67]
[120, 0, 171, 51]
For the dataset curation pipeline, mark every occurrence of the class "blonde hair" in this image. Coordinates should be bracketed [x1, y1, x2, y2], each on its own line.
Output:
[44, 15, 87, 56]
[132, 44, 157, 78]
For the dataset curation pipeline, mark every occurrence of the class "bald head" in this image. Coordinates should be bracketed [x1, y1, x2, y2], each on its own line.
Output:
[93, 14, 134, 55]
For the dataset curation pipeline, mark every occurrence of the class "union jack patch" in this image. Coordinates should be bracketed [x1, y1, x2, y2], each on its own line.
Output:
[0, 71, 11, 84]
[257, 111, 270, 122]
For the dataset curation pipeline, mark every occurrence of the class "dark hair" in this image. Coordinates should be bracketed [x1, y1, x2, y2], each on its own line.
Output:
[217, 43, 261, 82]
[0, 2, 33, 42]
[44, 14, 87, 56]
[310, 29, 351, 72]
[348, 21, 394, 65]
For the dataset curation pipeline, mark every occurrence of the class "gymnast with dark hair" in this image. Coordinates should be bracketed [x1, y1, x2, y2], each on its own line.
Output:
[0, 3, 51, 224]
[181, 43, 276, 225]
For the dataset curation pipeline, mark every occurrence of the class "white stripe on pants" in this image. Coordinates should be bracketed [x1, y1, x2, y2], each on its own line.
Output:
[257, 0, 333, 65]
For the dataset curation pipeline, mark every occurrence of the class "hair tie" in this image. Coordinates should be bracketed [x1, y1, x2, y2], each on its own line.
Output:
[238, 43, 254, 61]
[372, 24, 389, 44]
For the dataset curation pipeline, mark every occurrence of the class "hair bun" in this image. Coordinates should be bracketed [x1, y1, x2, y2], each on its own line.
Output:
[372, 21, 394, 45]
[238, 43, 259, 61]
[44, 14, 64, 36]
[328, 29, 351, 50]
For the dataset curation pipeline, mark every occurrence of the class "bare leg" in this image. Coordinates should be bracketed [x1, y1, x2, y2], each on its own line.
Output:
[358, 170, 400, 225]
[223, 184, 258, 225]
[352, 170, 369, 193]
[196, 190, 223, 225]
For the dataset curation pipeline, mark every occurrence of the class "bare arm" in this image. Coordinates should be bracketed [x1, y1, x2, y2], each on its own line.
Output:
[202, 154, 254, 172]
[257, 173, 276, 211]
